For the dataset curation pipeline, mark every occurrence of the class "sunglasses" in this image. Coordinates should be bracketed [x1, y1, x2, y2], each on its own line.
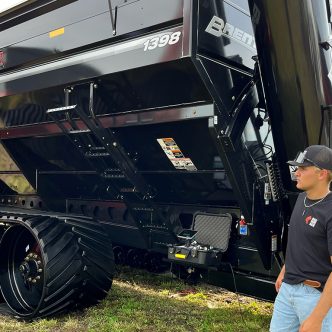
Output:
[294, 151, 323, 170]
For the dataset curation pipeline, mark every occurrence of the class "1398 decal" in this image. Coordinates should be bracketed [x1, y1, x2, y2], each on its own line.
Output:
[143, 31, 181, 51]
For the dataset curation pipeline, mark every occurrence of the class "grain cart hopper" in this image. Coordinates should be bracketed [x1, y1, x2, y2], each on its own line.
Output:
[0, 0, 331, 318]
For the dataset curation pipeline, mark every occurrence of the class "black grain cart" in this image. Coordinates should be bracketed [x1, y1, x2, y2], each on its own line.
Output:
[0, 0, 331, 318]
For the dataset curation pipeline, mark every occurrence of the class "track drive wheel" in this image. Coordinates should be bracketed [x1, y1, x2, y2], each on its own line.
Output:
[0, 215, 114, 318]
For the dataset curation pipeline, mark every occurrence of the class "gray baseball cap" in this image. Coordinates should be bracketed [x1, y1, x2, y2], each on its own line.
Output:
[287, 145, 332, 170]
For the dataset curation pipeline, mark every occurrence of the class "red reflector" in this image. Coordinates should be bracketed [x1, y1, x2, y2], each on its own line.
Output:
[0, 51, 5, 67]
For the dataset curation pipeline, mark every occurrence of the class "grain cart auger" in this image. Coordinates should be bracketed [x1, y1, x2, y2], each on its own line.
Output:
[0, 0, 331, 318]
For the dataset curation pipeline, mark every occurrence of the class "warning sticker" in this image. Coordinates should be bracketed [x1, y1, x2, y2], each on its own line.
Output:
[157, 138, 197, 171]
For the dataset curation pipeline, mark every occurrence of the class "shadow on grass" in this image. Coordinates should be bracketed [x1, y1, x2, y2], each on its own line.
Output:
[86, 280, 271, 332]
[0, 267, 272, 332]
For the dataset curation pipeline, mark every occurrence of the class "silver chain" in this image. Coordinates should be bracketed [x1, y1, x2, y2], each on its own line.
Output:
[304, 191, 330, 208]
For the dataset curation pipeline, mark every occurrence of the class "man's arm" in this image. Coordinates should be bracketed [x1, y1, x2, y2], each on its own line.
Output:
[299, 259, 332, 332]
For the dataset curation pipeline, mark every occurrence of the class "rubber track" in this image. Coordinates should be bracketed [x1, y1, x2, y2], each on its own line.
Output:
[0, 214, 114, 318]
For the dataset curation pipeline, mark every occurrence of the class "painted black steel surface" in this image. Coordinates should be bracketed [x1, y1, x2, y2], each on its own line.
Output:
[0, 0, 285, 294]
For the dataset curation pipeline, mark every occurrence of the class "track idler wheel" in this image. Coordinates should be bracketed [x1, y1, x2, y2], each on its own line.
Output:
[127, 249, 144, 268]
[0, 215, 114, 318]
[113, 246, 126, 265]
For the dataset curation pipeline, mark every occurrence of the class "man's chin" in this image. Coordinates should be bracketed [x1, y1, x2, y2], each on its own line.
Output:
[296, 183, 305, 190]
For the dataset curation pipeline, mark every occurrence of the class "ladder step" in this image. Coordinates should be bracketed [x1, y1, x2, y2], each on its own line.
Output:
[85, 152, 110, 158]
[46, 105, 77, 114]
[91, 146, 106, 151]
[102, 173, 126, 179]
[102, 168, 125, 179]
[69, 129, 91, 134]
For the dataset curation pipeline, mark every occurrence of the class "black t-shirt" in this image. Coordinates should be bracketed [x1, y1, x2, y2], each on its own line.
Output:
[284, 192, 332, 288]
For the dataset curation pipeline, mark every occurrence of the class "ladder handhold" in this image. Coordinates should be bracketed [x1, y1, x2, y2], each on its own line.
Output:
[69, 129, 91, 134]
[46, 105, 77, 114]
[120, 187, 138, 193]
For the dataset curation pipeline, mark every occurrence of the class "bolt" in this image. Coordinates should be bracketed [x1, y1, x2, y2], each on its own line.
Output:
[38, 269, 43, 273]
[33, 254, 38, 259]
[36, 276, 41, 280]
[28, 277, 32, 282]
[37, 261, 42, 265]
[32, 279, 37, 284]
[113, 142, 117, 147]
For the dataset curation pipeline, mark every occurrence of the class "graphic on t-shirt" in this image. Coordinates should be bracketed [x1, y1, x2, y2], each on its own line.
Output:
[305, 216, 312, 224]
[309, 217, 318, 227]
[304, 215, 318, 227]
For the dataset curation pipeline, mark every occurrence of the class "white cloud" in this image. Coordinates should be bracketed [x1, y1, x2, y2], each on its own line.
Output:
[0, 0, 29, 13]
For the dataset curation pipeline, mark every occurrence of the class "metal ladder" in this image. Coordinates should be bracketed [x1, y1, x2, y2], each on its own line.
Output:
[46, 83, 178, 246]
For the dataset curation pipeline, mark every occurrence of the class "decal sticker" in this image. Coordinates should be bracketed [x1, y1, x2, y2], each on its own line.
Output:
[205, 15, 256, 51]
[271, 235, 277, 252]
[143, 31, 182, 52]
[157, 138, 197, 171]
[49, 27, 65, 38]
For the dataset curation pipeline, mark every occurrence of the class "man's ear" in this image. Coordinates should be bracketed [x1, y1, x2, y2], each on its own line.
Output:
[318, 169, 329, 181]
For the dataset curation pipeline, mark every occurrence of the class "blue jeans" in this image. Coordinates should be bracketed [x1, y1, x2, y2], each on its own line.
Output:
[270, 282, 332, 331]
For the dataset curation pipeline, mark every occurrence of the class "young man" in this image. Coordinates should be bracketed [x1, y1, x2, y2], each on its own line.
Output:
[270, 145, 332, 332]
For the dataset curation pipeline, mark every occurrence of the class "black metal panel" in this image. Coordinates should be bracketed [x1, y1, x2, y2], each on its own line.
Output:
[2, 113, 238, 207]
[0, 0, 184, 70]
[247, 0, 332, 191]
[206, 269, 275, 301]
[0, 25, 186, 97]
[198, 0, 256, 71]
[0, 59, 211, 127]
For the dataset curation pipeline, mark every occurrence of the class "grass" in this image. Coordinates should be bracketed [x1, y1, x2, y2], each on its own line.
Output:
[0, 266, 273, 332]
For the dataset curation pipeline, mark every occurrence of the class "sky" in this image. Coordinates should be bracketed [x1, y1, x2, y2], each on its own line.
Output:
[0, 0, 29, 13]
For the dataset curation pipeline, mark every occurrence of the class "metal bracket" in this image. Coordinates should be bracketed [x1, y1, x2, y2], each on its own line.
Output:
[319, 104, 332, 146]
[108, 0, 118, 36]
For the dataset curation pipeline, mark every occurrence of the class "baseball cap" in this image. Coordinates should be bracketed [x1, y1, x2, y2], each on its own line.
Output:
[287, 145, 332, 170]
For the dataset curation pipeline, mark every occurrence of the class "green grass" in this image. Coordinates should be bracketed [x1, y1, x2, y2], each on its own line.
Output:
[0, 267, 273, 332]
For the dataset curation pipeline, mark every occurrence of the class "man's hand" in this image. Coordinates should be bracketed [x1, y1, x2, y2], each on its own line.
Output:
[275, 275, 283, 292]
[299, 315, 322, 332]
[275, 265, 285, 292]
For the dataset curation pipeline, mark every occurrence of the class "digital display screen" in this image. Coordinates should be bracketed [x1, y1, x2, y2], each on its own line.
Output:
[177, 229, 197, 240]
